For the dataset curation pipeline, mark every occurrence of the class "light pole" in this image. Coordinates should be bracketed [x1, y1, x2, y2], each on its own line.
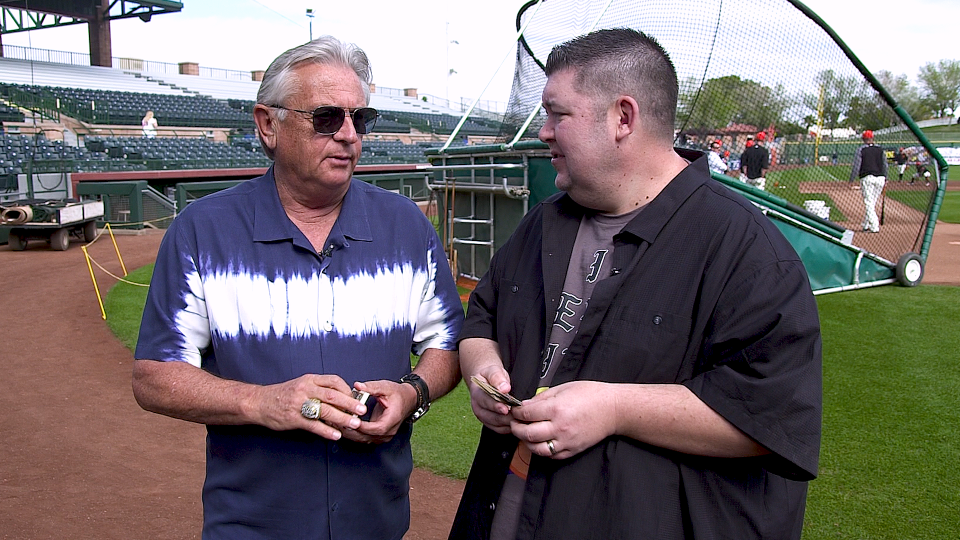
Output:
[306, 8, 314, 41]
[446, 22, 459, 107]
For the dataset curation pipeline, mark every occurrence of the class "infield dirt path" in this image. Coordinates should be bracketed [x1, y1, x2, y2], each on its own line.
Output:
[1, 203, 957, 539]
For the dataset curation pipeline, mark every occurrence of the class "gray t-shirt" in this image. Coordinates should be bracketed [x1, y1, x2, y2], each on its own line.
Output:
[490, 206, 643, 540]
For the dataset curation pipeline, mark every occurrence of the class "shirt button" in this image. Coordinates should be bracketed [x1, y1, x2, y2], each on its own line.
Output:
[511, 284, 519, 293]
[501, 451, 510, 460]
[323, 321, 333, 331]
[332, 502, 340, 512]
[489, 502, 496, 511]
[331, 444, 339, 454]
[653, 315, 662, 325]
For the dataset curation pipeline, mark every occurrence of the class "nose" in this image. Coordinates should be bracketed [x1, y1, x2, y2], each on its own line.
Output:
[539, 117, 554, 143]
[333, 113, 360, 143]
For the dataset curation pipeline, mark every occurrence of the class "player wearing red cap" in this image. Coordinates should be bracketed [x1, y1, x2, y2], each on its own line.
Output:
[739, 132, 769, 190]
[849, 130, 887, 233]
[708, 139, 729, 175]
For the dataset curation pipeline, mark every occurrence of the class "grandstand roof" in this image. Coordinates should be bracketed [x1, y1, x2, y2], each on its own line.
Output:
[0, 1, 182, 34]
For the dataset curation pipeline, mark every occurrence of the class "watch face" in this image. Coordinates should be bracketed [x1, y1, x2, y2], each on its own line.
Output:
[410, 402, 430, 422]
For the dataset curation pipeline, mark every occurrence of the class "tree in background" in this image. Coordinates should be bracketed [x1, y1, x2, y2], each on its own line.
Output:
[678, 75, 790, 134]
[875, 70, 932, 121]
[917, 59, 960, 118]
[804, 70, 859, 131]
[845, 84, 890, 132]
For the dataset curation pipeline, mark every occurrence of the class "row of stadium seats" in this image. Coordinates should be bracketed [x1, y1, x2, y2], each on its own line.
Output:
[360, 139, 465, 164]
[83, 136, 271, 170]
[0, 132, 147, 174]
[0, 103, 24, 123]
[379, 110, 500, 136]
[1, 82, 499, 136]
[1, 133, 451, 175]
[1, 84, 253, 129]
[0, 56, 186, 96]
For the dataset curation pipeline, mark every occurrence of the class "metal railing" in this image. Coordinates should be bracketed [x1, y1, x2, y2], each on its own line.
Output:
[1, 43, 254, 82]
[0, 83, 60, 121]
[141, 184, 176, 228]
[1, 43, 90, 66]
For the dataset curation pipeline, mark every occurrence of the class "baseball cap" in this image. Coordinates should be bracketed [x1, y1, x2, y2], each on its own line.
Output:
[756, 132, 766, 141]
[862, 130, 874, 139]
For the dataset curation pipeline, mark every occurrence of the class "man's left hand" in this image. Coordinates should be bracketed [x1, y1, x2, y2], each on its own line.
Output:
[509, 380, 618, 459]
[337, 379, 416, 444]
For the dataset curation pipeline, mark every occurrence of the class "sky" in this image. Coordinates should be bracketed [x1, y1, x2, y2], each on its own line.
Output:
[1, 0, 956, 108]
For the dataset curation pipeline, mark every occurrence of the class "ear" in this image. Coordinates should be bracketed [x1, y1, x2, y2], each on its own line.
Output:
[253, 104, 279, 153]
[614, 96, 640, 142]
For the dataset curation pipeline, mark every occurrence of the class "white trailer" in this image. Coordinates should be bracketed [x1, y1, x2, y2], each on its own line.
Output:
[1, 200, 105, 251]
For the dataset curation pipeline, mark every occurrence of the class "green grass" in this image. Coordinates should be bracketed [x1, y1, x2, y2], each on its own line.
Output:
[885, 188, 931, 214]
[106, 273, 960, 537]
[759, 165, 849, 221]
[755, 159, 957, 224]
[104, 264, 153, 350]
[409, 284, 483, 479]
[937, 190, 960, 224]
[809, 286, 960, 539]
[409, 381, 481, 478]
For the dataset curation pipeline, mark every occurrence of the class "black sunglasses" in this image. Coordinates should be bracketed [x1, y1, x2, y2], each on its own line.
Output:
[273, 105, 379, 135]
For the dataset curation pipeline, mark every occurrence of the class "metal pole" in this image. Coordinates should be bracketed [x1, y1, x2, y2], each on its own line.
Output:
[439, 0, 547, 152]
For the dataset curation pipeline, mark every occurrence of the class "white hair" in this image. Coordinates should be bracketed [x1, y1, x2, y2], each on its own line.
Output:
[256, 36, 372, 159]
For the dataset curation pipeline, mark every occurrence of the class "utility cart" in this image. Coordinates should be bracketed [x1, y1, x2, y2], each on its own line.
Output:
[1, 199, 104, 251]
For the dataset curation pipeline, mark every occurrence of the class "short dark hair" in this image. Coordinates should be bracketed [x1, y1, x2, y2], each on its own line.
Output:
[544, 28, 677, 141]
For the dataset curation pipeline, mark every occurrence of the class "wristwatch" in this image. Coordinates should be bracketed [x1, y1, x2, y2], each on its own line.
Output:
[399, 373, 430, 422]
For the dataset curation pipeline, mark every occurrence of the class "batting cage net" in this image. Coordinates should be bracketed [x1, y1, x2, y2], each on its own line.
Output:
[481, 0, 948, 289]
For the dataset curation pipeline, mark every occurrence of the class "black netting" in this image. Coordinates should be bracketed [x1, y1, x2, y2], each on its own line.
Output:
[489, 0, 941, 265]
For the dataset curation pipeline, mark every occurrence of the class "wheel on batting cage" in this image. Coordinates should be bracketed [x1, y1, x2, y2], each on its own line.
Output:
[895, 252, 924, 287]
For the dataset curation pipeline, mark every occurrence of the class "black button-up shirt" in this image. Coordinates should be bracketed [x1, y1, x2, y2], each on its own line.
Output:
[450, 151, 822, 540]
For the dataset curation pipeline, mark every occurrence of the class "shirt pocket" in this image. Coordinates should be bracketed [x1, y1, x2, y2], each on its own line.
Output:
[496, 278, 543, 367]
[590, 306, 692, 383]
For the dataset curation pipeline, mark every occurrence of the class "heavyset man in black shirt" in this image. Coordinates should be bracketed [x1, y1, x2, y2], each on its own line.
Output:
[450, 28, 822, 540]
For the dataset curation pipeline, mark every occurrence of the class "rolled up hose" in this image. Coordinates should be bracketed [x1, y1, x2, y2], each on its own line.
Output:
[0, 205, 34, 225]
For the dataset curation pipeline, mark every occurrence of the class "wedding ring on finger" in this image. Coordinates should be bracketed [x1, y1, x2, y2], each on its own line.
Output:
[547, 440, 557, 456]
[301, 398, 323, 420]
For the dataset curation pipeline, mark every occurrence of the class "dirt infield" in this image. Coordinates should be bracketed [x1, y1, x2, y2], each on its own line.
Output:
[1, 212, 957, 539]
[797, 180, 935, 264]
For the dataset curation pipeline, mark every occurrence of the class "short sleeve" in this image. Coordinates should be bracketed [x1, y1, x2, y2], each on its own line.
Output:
[683, 259, 822, 480]
[134, 218, 211, 367]
[411, 218, 464, 354]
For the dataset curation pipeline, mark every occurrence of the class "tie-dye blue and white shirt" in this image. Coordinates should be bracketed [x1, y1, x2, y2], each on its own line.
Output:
[135, 167, 462, 540]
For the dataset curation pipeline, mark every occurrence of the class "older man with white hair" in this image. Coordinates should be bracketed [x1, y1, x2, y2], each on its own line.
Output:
[133, 36, 463, 539]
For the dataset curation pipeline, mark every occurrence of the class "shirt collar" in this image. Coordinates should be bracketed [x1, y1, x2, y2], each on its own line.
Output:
[252, 166, 374, 246]
[550, 148, 710, 245]
[619, 148, 708, 243]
